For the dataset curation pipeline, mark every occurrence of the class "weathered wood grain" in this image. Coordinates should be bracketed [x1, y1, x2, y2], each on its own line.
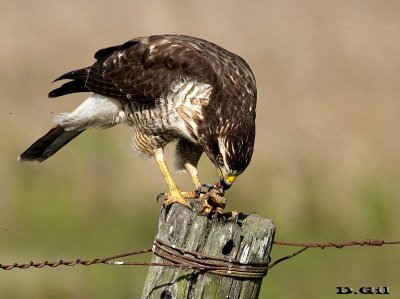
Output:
[142, 202, 275, 299]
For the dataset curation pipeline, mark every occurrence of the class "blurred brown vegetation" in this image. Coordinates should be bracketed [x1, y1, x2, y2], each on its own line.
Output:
[1, 0, 399, 298]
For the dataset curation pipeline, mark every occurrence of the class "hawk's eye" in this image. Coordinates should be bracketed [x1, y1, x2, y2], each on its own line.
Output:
[216, 154, 224, 165]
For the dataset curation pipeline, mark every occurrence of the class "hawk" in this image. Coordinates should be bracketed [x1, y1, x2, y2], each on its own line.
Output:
[19, 34, 257, 211]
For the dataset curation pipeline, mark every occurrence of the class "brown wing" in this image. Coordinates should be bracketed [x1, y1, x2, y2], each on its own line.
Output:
[49, 34, 256, 107]
[85, 35, 222, 104]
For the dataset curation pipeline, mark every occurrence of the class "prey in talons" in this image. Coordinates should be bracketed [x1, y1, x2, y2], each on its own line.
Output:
[156, 181, 227, 215]
[18, 35, 256, 219]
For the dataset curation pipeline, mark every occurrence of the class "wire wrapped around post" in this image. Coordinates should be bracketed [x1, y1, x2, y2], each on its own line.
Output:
[152, 238, 270, 278]
[141, 201, 275, 299]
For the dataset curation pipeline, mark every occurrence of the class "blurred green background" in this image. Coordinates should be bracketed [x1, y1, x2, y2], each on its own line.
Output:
[1, 0, 399, 298]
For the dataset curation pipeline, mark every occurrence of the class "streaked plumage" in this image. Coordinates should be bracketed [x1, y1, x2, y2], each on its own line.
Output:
[19, 34, 257, 206]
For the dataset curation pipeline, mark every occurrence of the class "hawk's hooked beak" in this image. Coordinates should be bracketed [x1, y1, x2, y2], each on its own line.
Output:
[220, 175, 236, 190]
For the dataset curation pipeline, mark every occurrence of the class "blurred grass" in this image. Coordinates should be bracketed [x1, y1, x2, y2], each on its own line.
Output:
[1, 0, 400, 298]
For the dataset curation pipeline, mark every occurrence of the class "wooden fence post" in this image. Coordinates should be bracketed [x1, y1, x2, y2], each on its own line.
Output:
[142, 201, 275, 299]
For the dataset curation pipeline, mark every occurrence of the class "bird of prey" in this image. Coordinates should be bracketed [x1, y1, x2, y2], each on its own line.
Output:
[19, 34, 257, 211]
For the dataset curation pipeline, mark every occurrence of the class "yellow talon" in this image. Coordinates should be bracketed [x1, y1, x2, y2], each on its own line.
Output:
[162, 189, 192, 208]
[155, 149, 202, 209]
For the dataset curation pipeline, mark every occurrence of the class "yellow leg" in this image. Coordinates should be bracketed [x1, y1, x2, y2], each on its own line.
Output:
[155, 149, 191, 207]
[181, 162, 202, 199]
[184, 162, 201, 189]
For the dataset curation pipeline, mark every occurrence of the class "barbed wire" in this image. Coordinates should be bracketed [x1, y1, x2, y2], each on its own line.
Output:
[268, 239, 400, 270]
[1, 238, 399, 276]
[273, 239, 400, 248]
[0, 248, 152, 270]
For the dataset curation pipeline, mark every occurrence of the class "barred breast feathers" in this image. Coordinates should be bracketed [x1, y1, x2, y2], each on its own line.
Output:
[124, 78, 212, 142]
[167, 78, 212, 142]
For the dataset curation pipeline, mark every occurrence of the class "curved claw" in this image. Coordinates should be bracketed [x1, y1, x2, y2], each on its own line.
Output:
[157, 192, 166, 202]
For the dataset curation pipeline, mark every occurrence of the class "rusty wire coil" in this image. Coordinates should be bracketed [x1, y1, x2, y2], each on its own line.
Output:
[152, 238, 269, 279]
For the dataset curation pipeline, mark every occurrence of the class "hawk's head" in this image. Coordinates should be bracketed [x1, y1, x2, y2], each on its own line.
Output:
[205, 123, 255, 190]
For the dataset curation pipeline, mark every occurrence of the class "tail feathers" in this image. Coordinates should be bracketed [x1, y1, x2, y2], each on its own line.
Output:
[18, 126, 83, 162]
[48, 67, 90, 98]
[52, 68, 90, 83]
